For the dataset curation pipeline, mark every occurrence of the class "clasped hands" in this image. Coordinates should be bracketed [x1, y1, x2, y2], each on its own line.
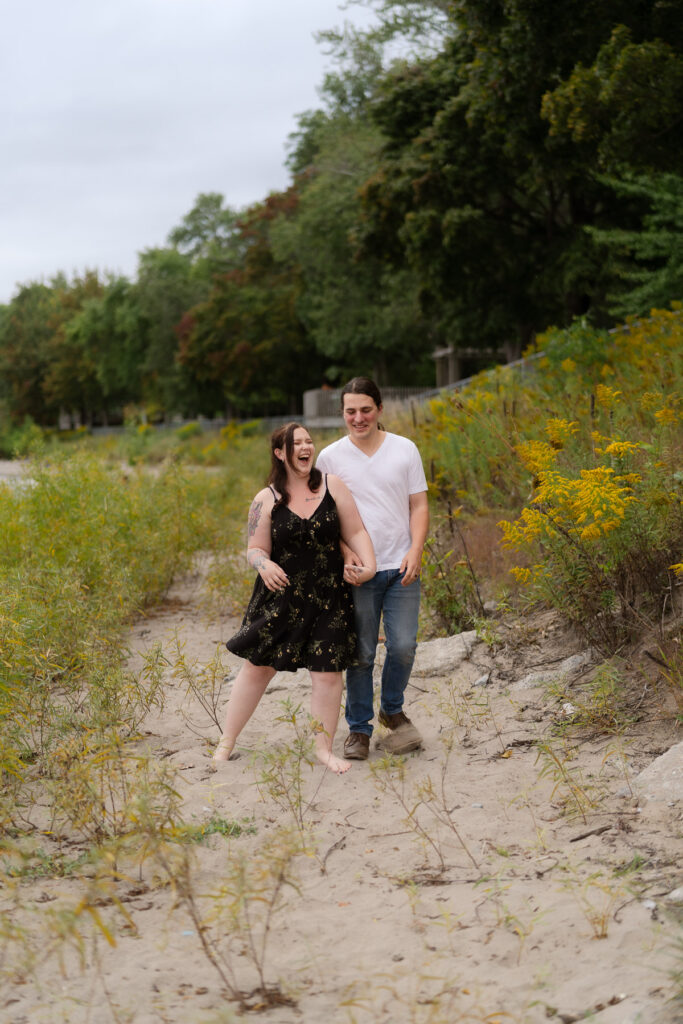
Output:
[343, 563, 375, 586]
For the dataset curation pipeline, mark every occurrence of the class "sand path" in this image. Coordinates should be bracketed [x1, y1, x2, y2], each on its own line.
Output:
[3, 564, 682, 1024]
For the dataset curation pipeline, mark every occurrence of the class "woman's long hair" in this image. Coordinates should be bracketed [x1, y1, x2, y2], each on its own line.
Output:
[267, 422, 321, 507]
[340, 376, 385, 430]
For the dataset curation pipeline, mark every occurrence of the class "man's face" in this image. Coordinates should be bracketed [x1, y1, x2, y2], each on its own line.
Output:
[342, 393, 382, 441]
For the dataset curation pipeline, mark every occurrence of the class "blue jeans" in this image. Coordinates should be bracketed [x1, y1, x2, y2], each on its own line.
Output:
[345, 569, 421, 736]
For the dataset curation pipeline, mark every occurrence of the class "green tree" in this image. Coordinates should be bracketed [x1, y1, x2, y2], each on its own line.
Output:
[135, 247, 207, 416]
[178, 191, 324, 416]
[542, 24, 683, 174]
[352, 0, 683, 359]
[41, 272, 108, 424]
[167, 191, 245, 274]
[0, 282, 60, 423]
[49, 277, 148, 422]
[589, 174, 683, 317]
[276, 110, 431, 383]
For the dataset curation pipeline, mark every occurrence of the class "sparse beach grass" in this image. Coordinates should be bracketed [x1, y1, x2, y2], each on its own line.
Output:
[0, 310, 681, 1020]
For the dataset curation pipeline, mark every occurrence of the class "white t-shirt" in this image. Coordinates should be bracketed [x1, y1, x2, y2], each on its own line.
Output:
[316, 432, 428, 571]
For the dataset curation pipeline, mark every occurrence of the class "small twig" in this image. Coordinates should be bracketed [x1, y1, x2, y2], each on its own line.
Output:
[320, 835, 346, 874]
[644, 649, 668, 670]
[368, 830, 412, 839]
[344, 810, 366, 830]
[569, 824, 612, 843]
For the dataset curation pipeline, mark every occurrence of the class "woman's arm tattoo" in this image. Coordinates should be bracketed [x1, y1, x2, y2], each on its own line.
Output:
[247, 500, 263, 538]
[247, 547, 268, 570]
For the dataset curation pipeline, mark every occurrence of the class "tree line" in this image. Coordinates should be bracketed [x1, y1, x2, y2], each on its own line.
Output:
[1, 0, 681, 427]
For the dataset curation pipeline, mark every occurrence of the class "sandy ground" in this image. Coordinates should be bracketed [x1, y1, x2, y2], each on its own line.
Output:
[2, 562, 682, 1024]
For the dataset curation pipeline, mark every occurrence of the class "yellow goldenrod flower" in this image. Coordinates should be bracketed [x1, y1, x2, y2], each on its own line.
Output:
[595, 383, 622, 408]
[640, 392, 662, 411]
[545, 418, 579, 445]
[561, 357, 576, 373]
[515, 440, 557, 473]
[655, 407, 677, 424]
[604, 440, 641, 458]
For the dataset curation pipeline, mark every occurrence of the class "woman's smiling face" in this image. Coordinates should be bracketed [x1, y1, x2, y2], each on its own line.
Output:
[287, 427, 315, 475]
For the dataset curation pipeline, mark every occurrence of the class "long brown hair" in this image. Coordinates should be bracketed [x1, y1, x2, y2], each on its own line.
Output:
[268, 422, 321, 507]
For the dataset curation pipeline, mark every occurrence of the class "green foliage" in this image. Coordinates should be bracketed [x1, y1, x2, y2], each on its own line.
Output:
[2, 2, 683, 427]
[253, 699, 318, 837]
[278, 110, 432, 382]
[589, 173, 683, 317]
[542, 24, 683, 173]
[176, 814, 256, 844]
[0, 450, 250, 828]
[408, 309, 683, 651]
[175, 420, 203, 441]
[178, 192, 326, 414]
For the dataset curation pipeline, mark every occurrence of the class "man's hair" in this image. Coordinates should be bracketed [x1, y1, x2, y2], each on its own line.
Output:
[340, 376, 383, 409]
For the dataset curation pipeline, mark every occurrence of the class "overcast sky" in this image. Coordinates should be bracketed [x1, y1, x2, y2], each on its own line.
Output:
[0, 0, 377, 304]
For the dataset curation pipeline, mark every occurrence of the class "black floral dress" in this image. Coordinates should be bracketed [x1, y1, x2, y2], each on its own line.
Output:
[226, 483, 356, 672]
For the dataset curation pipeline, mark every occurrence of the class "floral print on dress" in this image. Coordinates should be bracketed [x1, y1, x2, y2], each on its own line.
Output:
[226, 488, 356, 671]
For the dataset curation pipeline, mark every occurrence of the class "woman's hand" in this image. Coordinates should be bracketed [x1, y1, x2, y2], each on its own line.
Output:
[259, 558, 290, 592]
[344, 563, 375, 586]
[248, 547, 289, 592]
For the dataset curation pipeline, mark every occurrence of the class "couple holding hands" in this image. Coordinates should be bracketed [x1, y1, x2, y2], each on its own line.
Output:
[214, 376, 429, 773]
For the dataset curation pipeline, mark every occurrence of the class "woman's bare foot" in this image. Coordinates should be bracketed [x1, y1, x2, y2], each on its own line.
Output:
[213, 737, 235, 762]
[315, 746, 351, 774]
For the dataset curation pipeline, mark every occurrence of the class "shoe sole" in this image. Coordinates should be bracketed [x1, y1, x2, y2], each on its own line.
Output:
[375, 735, 422, 755]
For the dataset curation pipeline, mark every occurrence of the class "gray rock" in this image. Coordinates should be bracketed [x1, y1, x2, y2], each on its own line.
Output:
[511, 649, 593, 691]
[411, 631, 478, 678]
[634, 740, 683, 803]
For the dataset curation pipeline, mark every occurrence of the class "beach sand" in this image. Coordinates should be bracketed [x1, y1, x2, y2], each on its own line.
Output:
[2, 563, 682, 1024]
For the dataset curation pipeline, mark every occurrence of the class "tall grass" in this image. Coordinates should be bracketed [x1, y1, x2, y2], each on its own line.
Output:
[0, 441, 266, 829]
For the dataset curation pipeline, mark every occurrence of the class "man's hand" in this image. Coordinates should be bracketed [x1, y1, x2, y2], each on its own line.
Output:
[399, 546, 422, 586]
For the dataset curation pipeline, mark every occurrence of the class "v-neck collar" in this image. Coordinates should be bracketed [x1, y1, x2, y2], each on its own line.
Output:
[348, 431, 387, 459]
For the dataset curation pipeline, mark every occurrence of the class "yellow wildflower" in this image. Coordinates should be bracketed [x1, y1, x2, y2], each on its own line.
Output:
[561, 357, 576, 373]
[603, 440, 641, 458]
[670, 563, 683, 577]
[595, 384, 622, 409]
[545, 418, 579, 445]
[640, 392, 662, 411]
[510, 566, 533, 585]
[655, 407, 677, 425]
[515, 440, 557, 474]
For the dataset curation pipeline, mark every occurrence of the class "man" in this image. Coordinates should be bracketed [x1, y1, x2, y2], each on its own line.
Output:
[316, 376, 429, 759]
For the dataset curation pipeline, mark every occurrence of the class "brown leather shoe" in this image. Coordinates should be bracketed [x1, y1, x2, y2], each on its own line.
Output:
[344, 732, 370, 760]
[376, 710, 422, 754]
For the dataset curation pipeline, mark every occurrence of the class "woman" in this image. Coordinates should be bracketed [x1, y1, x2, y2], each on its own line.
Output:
[214, 422, 376, 773]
